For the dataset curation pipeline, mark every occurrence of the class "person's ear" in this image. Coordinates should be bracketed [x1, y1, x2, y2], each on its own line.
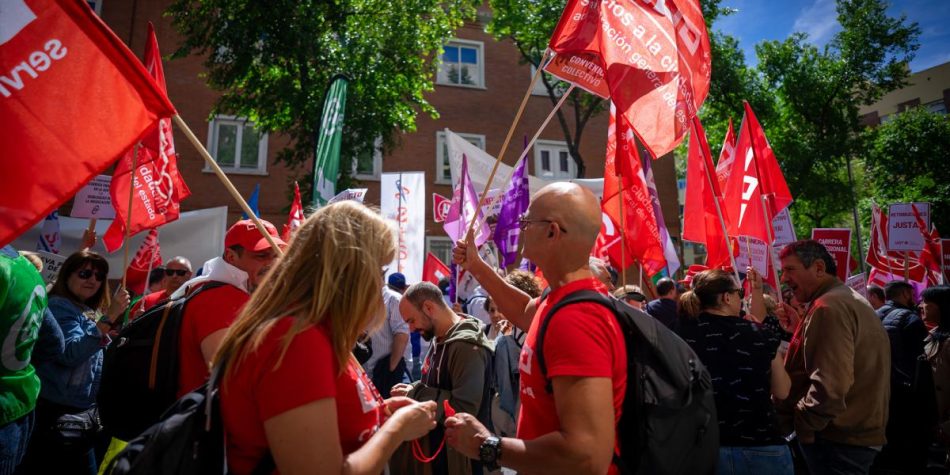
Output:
[813, 258, 826, 275]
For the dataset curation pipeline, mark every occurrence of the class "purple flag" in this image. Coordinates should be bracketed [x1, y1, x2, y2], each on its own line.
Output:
[641, 150, 681, 276]
[443, 155, 490, 246]
[493, 157, 530, 268]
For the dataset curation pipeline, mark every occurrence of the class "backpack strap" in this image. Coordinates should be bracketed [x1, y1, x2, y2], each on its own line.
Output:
[535, 290, 615, 394]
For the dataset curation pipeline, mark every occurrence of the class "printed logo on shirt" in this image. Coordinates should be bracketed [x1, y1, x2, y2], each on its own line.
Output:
[353, 366, 381, 414]
[519, 343, 533, 375]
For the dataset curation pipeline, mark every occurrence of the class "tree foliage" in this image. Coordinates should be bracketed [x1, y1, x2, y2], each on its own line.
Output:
[864, 108, 950, 232]
[167, 0, 478, 196]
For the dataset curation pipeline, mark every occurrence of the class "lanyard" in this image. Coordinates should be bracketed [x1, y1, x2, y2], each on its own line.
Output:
[411, 400, 456, 463]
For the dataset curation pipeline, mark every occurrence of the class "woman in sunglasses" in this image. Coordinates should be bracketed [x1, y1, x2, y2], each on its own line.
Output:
[676, 268, 792, 475]
[22, 250, 129, 475]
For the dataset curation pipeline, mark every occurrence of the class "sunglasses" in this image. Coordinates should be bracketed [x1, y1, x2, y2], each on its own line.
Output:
[164, 269, 190, 277]
[727, 288, 746, 299]
[77, 269, 106, 282]
[518, 214, 566, 233]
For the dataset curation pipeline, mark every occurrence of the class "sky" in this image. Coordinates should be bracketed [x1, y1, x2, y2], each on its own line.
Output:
[714, 0, 950, 73]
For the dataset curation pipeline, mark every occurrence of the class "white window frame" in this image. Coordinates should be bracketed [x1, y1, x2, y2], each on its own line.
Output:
[426, 236, 454, 267]
[353, 136, 383, 181]
[437, 39, 486, 89]
[435, 131, 486, 185]
[533, 139, 576, 179]
[204, 115, 269, 175]
[530, 65, 565, 97]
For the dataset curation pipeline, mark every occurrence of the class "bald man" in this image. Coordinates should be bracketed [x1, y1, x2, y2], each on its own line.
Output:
[446, 183, 627, 474]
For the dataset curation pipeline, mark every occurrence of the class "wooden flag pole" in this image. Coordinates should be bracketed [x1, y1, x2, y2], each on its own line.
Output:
[760, 194, 783, 289]
[699, 139, 741, 284]
[172, 114, 284, 256]
[464, 52, 562, 239]
[120, 144, 140, 290]
[618, 173, 627, 286]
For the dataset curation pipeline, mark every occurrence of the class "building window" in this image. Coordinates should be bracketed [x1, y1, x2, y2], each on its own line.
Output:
[353, 137, 382, 180]
[426, 237, 454, 267]
[925, 100, 947, 115]
[436, 131, 486, 185]
[897, 98, 921, 113]
[205, 115, 268, 175]
[530, 65, 563, 96]
[534, 140, 576, 179]
[437, 40, 484, 88]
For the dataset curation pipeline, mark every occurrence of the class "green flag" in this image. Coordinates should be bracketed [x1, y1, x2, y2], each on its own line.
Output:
[312, 76, 348, 206]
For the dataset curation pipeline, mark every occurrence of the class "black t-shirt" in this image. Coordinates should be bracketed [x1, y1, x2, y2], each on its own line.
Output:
[677, 312, 784, 446]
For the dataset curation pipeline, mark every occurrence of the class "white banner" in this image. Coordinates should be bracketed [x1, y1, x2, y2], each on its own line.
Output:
[381, 172, 425, 284]
[71, 175, 115, 219]
[771, 208, 796, 247]
[887, 202, 930, 252]
[735, 236, 769, 277]
[846, 273, 868, 298]
[327, 188, 368, 204]
[12, 207, 229, 279]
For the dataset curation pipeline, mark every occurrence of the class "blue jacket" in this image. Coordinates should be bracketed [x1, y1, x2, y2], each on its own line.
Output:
[34, 296, 109, 409]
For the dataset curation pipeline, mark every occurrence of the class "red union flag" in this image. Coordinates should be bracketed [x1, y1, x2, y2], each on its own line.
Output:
[103, 23, 188, 252]
[715, 118, 736, 190]
[422, 252, 451, 285]
[125, 228, 162, 295]
[432, 193, 451, 223]
[282, 181, 304, 241]
[547, 0, 711, 158]
[683, 116, 731, 269]
[0, 0, 175, 248]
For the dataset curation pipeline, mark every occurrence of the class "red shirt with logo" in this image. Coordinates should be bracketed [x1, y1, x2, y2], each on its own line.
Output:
[221, 318, 384, 474]
[177, 284, 249, 396]
[516, 278, 627, 447]
[133, 289, 169, 319]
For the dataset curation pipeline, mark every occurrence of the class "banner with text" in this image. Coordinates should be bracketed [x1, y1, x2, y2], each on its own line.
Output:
[34, 250, 66, 284]
[772, 208, 797, 247]
[942, 238, 950, 284]
[70, 175, 115, 219]
[735, 236, 769, 277]
[887, 202, 930, 252]
[846, 273, 867, 298]
[811, 228, 852, 281]
[381, 172, 425, 284]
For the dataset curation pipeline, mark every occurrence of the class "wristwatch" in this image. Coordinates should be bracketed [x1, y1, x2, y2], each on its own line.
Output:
[479, 435, 502, 471]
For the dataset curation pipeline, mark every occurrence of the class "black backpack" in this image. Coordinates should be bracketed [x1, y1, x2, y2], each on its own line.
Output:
[99, 282, 226, 440]
[536, 290, 719, 475]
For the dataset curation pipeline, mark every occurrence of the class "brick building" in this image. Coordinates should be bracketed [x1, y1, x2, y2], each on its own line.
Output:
[96, 1, 680, 268]
[859, 61, 950, 126]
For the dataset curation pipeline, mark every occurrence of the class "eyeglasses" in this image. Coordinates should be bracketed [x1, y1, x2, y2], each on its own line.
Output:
[164, 269, 190, 277]
[518, 214, 566, 233]
[727, 288, 745, 299]
[77, 269, 106, 282]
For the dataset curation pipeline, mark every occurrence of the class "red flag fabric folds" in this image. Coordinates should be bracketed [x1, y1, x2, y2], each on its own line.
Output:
[912, 204, 942, 280]
[683, 117, 732, 269]
[103, 23, 188, 252]
[422, 253, 452, 286]
[715, 119, 736, 190]
[865, 204, 926, 281]
[125, 229, 162, 295]
[602, 104, 668, 277]
[0, 0, 176, 248]
[283, 182, 304, 241]
[547, 0, 711, 159]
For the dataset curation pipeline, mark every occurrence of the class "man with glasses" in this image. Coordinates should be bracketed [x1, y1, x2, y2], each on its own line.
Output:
[445, 182, 626, 474]
[135, 256, 193, 316]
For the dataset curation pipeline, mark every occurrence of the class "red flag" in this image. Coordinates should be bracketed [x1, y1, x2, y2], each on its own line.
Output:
[283, 182, 304, 240]
[722, 102, 792, 242]
[683, 116, 732, 269]
[911, 204, 943, 280]
[103, 23, 188, 252]
[715, 119, 736, 190]
[865, 204, 926, 281]
[422, 253, 452, 285]
[602, 104, 668, 276]
[0, 0, 175, 248]
[125, 229, 162, 295]
[547, 0, 711, 159]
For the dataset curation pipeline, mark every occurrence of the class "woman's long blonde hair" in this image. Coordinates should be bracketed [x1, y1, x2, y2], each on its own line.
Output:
[215, 201, 396, 378]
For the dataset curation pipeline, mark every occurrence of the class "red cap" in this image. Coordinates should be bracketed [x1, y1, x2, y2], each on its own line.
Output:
[225, 219, 286, 252]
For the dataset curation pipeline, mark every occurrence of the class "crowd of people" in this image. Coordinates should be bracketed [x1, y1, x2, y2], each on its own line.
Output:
[1, 183, 949, 475]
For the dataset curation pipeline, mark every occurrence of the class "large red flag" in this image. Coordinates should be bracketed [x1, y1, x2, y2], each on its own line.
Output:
[125, 229, 162, 296]
[0, 0, 175, 248]
[722, 102, 792, 242]
[283, 181, 304, 241]
[422, 253, 452, 285]
[603, 104, 668, 277]
[683, 116, 732, 269]
[715, 119, 736, 190]
[547, 0, 711, 159]
[912, 204, 943, 282]
[103, 23, 189, 252]
[865, 204, 926, 281]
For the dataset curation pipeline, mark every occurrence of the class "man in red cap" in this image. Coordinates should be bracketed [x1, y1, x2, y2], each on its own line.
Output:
[175, 219, 285, 396]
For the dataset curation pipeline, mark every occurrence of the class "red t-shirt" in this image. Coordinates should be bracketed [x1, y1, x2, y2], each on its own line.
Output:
[134, 290, 169, 318]
[221, 318, 385, 474]
[177, 284, 249, 396]
[517, 278, 627, 452]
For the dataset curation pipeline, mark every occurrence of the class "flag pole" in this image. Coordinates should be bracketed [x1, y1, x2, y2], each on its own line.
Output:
[120, 144, 140, 290]
[760, 194, 783, 289]
[465, 55, 568, 240]
[698, 133, 741, 283]
[172, 114, 283, 256]
[618, 173, 627, 286]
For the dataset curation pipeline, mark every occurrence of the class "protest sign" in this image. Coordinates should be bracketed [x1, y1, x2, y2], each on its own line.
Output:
[327, 188, 367, 205]
[735, 236, 769, 277]
[845, 273, 868, 298]
[382, 173, 425, 283]
[33, 250, 66, 284]
[481, 189, 502, 218]
[70, 175, 116, 219]
[771, 208, 797, 247]
[887, 202, 930, 252]
[811, 228, 852, 282]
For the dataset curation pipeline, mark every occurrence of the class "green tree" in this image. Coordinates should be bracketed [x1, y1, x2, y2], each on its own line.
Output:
[167, 0, 478, 196]
[865, 108, 950, 232]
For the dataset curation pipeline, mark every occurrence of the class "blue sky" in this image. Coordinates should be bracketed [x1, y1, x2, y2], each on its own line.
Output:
[714, 0, 950, 73]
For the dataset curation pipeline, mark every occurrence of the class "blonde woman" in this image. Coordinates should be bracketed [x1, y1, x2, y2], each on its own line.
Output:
[215, 202, 437, 474]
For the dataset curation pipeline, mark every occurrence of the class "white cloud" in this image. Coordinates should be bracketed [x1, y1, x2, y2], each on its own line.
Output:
[792, 0, 840, 45]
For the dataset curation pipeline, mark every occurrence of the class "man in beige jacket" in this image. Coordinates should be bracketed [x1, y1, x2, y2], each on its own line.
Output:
[778, 240, 890, 475]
